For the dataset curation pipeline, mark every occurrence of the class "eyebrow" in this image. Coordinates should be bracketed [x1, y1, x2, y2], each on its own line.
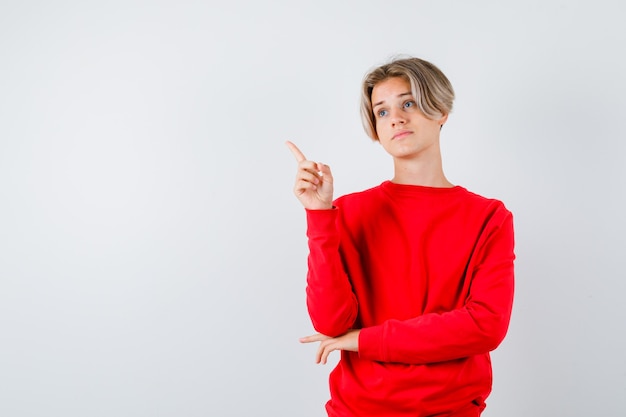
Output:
[373, 92, 413, 108]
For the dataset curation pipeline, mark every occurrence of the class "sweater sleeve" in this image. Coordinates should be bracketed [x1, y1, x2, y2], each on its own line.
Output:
[358, 208, 515, 364]
[305, 208, 359, 337]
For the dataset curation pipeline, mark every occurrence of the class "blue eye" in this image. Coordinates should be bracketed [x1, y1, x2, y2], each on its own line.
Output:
[404, 101, 415, 108]
[377, 109, 388, 117]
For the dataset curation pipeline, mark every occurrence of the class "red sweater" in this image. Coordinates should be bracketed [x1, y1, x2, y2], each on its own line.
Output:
[305, 181, 515, 417]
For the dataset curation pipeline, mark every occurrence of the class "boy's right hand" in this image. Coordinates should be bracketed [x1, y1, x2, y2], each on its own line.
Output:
[286, 141, 334, 210]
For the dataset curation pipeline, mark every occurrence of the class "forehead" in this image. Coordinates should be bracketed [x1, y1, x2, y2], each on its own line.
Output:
[371, 77, 412, 106]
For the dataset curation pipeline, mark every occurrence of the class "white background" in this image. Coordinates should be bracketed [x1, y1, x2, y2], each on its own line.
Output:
[1, 1, 625, 416]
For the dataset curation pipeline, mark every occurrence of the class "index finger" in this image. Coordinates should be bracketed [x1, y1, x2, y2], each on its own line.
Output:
[299, 333, 330, 343]
[285, 140, 306, 162]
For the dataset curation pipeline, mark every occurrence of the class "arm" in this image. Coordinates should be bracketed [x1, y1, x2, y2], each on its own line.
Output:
[286, 141, 358, 337]
[358, 209, 515, 364]
[305, 208, 358, 337]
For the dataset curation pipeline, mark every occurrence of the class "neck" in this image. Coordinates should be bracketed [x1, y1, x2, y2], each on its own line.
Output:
[391, 152, 453, 187]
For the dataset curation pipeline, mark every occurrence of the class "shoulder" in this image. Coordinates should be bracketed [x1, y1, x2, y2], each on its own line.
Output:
[459, 187, 506, 207]
[331, 183, 387, 224]
[458, 187, 513, 226]
[333, 183, 385, 207]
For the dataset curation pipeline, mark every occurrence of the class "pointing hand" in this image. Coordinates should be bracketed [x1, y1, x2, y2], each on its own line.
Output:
[286, 141, 334, 210]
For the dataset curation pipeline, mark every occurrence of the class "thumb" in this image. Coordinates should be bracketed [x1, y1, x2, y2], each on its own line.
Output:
[317, 163, 333, 182]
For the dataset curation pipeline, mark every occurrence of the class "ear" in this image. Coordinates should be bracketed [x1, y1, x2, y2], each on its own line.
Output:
[438, 113, 449, 127]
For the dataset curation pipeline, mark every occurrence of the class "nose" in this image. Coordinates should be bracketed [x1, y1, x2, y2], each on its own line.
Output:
[390, 108, 406, 126]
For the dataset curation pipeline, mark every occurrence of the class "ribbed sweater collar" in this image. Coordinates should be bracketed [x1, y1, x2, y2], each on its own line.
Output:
[380, 180, 465, 197]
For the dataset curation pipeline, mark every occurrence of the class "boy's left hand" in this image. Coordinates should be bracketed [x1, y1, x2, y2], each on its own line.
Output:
[299, 329, 361, 365]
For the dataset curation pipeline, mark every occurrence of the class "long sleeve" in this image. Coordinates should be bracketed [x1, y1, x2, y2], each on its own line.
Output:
[358, 209, 515, 364]
[305, 208, 358, 337]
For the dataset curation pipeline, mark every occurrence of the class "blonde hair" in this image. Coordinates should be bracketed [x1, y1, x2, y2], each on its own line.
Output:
[360, 57, 455, 141]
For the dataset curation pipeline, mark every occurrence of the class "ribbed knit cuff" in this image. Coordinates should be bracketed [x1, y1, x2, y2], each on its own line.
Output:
[305, 208, 338, 238]
[358, 325, 385, 362]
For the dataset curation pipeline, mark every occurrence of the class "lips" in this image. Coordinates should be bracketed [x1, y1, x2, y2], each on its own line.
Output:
[392, 130, 412, 140]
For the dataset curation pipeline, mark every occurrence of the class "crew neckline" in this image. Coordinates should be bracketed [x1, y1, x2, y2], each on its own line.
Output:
[381, 180, 465, 195]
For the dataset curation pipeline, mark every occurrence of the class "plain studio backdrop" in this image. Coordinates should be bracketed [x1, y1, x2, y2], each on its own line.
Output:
[1, 1, 624, 416]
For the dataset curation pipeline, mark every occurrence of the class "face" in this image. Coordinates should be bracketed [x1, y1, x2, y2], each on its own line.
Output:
[371, 77, 447, 160]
